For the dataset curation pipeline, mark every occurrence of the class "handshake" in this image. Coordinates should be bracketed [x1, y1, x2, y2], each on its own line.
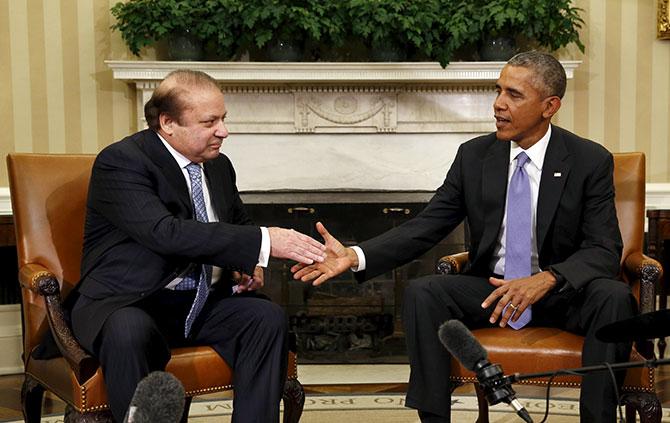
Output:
[229, 222, 346, 294]
[272, 222, 353, 286]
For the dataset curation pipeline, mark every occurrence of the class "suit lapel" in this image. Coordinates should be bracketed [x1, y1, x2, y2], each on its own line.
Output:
[536, 127, 571, 252]
[138, 130, 192, 214]
[477, 139, 510, 260]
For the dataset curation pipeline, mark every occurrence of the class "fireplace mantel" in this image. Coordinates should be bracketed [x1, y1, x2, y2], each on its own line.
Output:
[105, 60, 580, 192]
[107, 60, 580, 83]
[107, 60, 580, 133]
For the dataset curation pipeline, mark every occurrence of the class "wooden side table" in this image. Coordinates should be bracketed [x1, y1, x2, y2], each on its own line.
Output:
[0, 215, 15, 247]
[645, 209, 670, 358]
[0, 215, 20, 305]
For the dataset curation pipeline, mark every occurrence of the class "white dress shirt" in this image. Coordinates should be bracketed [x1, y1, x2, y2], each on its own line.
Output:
[490, 125, 551, 276]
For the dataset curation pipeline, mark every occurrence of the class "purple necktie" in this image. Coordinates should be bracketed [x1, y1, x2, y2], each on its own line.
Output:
[503, 152, 532, 329]
[175, 162, 213, 337]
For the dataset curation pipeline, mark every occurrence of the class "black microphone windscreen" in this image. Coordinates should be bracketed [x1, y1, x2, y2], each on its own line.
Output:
[126, 371, 185, 423]
[438, 320, 488, 371]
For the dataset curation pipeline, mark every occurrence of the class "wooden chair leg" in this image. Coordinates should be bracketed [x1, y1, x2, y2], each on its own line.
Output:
[621, 392, 662, 423]
[180, 396, 193, 423]
[474, 382, 490, 423]
[21, 374, 44, 423]
[282, 378, 305, 423]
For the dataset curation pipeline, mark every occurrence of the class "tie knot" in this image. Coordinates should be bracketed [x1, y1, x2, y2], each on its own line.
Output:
[515, 152, 530, 168]
[185, 162, 202, 180]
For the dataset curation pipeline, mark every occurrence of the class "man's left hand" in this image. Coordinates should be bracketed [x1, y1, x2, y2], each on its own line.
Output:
[481, 271, 557, 327]
[232, 266, 264, 293]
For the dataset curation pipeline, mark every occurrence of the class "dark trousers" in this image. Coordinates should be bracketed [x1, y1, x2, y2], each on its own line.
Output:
[402, 274, 636, 423]
[81, 288, 288, 422]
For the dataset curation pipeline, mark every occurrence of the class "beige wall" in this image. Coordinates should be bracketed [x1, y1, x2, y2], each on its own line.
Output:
[555, 0, 670, 183]
[1, 0, 135, 188]
[1, 0, 669, 187]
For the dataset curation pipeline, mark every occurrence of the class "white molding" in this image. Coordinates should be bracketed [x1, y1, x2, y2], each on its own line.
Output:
[0, 187, 10, 215]
[646, 183, 670, 210]
[106, 60, 581, 84]
[0, 304, 23, 375]
[106, 60, 580, 133]
[105, 61, 584, 191]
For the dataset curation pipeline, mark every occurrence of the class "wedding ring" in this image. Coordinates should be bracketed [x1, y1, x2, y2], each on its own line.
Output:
[509, 303, 518, 310]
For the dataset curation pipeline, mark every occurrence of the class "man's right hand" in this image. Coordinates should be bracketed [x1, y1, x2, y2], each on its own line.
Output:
[268, 227, 326, 265]
[291, 222, 357, 286]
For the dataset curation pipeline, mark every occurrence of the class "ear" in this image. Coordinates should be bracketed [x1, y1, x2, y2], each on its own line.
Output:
[159, 113, 175, 136]
[542, 96, 562, 119]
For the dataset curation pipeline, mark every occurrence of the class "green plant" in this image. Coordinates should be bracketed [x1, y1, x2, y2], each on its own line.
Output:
[111, 0, 218, 56]
[234, 0, 327, 54]
[198, 0, 242, 58]
[346, 0, 443, 61]
[474, 0, 585, 53]
[110, 0, 584, 64]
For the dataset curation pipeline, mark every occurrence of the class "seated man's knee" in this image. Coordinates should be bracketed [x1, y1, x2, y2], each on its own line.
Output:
[255, 300, 288, 334]
[405, 275, 443, 303]
[600, 279, 633, 302]
[590, 279, 636, 314]
[100, 308, 165, 353]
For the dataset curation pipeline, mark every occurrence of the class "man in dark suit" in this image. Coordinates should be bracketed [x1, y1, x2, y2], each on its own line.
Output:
[292, 51, 636, 422]
[71, 69, 326, 422]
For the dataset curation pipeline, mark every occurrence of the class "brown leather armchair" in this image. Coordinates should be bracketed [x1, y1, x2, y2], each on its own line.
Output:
[437, 152, 663, 422]
[7, 153, 305, 422]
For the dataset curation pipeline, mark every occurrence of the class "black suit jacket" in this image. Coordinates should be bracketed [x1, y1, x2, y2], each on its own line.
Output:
[72, 130, 262, 350]
[356, 125, 623, 291]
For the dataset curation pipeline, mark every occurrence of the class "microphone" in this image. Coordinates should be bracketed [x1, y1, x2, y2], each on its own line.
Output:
[438, 320, 533, 423]
[124, 371, 186, 423]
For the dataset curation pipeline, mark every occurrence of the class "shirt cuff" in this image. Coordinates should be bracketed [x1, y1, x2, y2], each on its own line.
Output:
[548, 267, 569, 292]
[258, 226, 270, 267]
[350, 246, 366, 272]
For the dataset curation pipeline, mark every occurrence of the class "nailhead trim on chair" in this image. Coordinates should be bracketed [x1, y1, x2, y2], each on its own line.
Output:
[76, 353, 301, 412]
[451, 366, 655, 393]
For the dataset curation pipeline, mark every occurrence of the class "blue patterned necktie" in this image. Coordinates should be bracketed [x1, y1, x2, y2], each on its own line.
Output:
[175, 162, 213, 337]
[503, 152, 532, 329]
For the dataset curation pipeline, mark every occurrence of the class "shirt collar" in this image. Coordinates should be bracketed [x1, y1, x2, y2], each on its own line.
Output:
[156, 131, 195, 169]
[509, 124, 552, 170]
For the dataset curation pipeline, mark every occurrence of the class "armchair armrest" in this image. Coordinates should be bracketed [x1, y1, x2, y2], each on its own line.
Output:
[436, 252, 469, 275]
[19, 263, 98, 383]
[622, 252, 663, 315]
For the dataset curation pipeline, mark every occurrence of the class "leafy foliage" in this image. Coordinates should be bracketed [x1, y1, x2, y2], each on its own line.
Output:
[111, 0, 215, 55]
[474, 0, 585, 52]
[110, 0, 585, 65]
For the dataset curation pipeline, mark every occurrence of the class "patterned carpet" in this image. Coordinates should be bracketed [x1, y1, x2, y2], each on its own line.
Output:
[12, 393, 670, 423]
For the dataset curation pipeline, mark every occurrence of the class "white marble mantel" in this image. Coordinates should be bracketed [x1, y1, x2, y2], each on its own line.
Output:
[106, 60, 580, 192]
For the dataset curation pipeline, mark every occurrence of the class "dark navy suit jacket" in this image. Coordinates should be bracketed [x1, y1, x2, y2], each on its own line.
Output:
[72, 129, 262, 351]
[355, 125, 623, 290]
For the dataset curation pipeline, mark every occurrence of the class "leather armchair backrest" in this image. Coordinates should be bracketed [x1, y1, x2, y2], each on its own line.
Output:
[7, 153, 95, 356]
[612, 152, 645, 265]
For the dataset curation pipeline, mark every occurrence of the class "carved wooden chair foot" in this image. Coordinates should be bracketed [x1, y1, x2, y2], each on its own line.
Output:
[621, 392, 662, 423]
[473, 382, 490, 423]
[21, 374, 45, 423]
[179, 397, 192, 423]
[282, 378, 305, 423]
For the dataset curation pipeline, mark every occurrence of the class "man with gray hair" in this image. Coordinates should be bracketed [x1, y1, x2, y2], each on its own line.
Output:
[71, 69, 326, 422]
[293, 51, 634, 422]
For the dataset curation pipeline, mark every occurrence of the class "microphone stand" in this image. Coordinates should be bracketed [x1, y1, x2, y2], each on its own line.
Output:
[495, 358, 670, 422]
[505, 357, 670, 384]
